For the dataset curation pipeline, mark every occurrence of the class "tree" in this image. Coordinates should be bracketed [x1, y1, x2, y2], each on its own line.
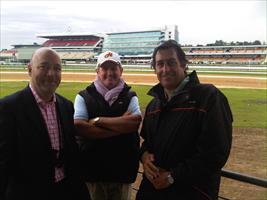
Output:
[230, 41, 235, 45]
[214, 40, 227, 46]
[252, 40, 261, 45]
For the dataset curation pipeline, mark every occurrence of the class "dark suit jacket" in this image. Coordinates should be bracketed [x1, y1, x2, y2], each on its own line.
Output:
[0, 86, 89, 200]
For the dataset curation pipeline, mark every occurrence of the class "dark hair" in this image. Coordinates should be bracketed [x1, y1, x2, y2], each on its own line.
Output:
[151, 40, 188, 69]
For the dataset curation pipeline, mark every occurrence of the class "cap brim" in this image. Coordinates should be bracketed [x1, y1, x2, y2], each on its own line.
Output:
[98, 59, 121, 67]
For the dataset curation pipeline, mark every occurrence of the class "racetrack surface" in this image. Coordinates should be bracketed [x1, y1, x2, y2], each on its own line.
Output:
[1, 71, 266, 89]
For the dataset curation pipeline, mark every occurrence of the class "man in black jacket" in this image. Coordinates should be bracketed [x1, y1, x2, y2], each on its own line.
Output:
[0, 47, 90, 200]
[74, 51, 141, 200]
[136, 40, 233, 200]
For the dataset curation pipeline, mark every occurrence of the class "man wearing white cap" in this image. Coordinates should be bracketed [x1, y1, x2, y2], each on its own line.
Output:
[74, 51, 141, 200]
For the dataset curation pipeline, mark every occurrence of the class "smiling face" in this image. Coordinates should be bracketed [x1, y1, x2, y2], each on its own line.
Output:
[155, 48, 186, 90]
[96, 60, 123, 90]
[28, 48, 61, 101]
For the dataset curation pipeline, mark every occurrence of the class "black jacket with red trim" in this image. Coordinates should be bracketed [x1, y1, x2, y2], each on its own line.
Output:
[137, 71, 233, 200]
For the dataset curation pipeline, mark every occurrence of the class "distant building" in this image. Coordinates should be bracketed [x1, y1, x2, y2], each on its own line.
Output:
[102, 25, 179, 56]
[35, 25, 178, 63]
[5, 25, 266, 65]
[0, 49, 17, 63]
[12, 44, 42, 63]
[37, 33, 104, 62]
[183, 45, 267, 65]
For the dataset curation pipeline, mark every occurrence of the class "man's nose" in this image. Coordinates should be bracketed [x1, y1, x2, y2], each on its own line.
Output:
[106, 69, 113, 75]
[46, 67, 57, 75]
[162, 62, 171, 72]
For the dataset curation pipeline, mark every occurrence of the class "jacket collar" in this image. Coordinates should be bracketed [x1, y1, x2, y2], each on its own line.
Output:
[22, 85, 67, 150]
[22, 85, 52, 148]
[147, 70, 200, 101]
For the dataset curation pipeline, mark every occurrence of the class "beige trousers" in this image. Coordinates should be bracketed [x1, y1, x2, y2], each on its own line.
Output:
[86, 182, 131, 200]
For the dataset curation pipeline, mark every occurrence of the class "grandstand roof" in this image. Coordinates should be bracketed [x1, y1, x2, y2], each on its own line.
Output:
[0, 49, 17, 52]
[36, 32, 104, 39]
[12, 44, 42, 48]
[106, 29, 164, 35]
[182, 45, 267, 49]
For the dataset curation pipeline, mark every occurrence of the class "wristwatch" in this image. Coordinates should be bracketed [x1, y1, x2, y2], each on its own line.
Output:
[167, 173, 174, 185]
[92, 117, 100, 126]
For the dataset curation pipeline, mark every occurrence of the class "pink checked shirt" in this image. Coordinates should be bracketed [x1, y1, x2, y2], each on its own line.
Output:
[29, 84, 65, 182]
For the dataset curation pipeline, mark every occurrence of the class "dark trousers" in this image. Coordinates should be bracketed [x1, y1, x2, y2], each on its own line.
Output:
[52, 178, 90, 200]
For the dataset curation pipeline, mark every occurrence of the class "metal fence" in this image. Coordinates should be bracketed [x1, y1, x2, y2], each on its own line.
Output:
[133, 169, 267, 200]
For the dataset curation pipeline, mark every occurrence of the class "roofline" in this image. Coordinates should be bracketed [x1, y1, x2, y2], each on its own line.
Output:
[106, 29, 164, 35]
[36, 32, 105, 38]
[182, 45, 267, 48]
[105, 25, 178, 35]
[11, 44, 42, 47]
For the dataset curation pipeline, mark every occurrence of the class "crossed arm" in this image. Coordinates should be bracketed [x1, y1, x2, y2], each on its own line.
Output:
[74, 112, 142, 139]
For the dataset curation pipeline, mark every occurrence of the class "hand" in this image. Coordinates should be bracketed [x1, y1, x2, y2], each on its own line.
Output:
[88, 117, 100, 126]
[141, 151, 159, 181]
[152, 168, 172, 190]
[88, 118, 95, 126]
[123, 111, 132, 116]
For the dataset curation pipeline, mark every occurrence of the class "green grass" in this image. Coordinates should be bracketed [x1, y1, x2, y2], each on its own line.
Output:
[221, 88, 267, 128]
[0, 81, 266, 128]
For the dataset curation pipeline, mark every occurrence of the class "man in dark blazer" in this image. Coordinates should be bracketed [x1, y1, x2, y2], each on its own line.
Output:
[0, 47, 90, 200]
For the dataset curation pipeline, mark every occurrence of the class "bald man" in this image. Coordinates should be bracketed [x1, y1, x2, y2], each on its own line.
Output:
[0, 48, 90, 200]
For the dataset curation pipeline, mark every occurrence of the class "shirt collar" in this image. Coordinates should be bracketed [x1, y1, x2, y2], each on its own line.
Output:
[164, 75, 190, 101]
[29, 83, 56, 104]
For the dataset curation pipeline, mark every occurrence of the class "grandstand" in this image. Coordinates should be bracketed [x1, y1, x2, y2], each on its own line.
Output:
[0, 49, 17, 63]
[103, 25, 179, 56]
[1, 25, 266, 66]
[184, 45, 267, 65]
[37, 33, 104, 62]
[0, 44, 42, 63]
[113, 44, 267, 65]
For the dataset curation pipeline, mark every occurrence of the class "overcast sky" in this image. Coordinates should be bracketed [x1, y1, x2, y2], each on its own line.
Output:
[1, 0, 266, 49]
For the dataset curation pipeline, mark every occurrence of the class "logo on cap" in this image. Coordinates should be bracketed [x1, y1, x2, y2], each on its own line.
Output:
[97, 51, 122, 68]
[104, 52, 113, 58]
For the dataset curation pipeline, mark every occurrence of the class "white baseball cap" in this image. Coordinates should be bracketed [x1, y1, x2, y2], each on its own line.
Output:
[97, 51, 121, 67]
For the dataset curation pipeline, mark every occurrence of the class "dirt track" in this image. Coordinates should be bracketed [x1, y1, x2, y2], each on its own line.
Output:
[1, 71, 266, 89]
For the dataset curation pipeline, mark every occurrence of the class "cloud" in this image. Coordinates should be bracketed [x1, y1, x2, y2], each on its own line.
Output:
[1, 1, 266, 49]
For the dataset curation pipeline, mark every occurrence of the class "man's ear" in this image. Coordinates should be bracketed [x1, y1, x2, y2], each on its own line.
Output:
[27, 63, 32, 76]
[153, 67, 157, 74]
[182, 64, 188, 73]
